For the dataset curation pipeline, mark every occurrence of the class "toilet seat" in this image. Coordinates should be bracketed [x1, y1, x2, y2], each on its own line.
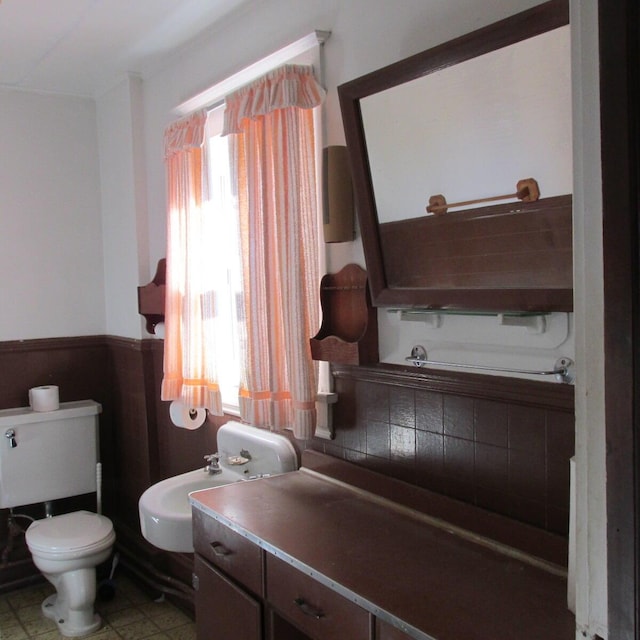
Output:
[26, 510, 115, 559]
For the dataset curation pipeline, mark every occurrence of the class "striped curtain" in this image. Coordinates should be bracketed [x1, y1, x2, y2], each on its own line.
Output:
[161, 110, 223, 414]
[225, 65, 324, 439]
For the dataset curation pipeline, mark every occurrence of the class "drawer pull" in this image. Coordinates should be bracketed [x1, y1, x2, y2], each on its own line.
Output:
[210, 541, 231, 556]
[294, 598, 325, 619]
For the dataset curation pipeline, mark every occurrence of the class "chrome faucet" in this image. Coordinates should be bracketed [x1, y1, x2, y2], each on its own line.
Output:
[203, 453, 221, 475]
[5, 429, 16, 448]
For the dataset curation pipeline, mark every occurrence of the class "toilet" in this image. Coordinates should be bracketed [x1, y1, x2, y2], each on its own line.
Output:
[0, 400, 115, 637]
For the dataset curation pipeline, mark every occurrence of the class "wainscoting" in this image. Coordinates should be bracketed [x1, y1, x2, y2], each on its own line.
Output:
[314, 364, 574, 537]
[0, 336, 113, 592]
[0, 336, 574, 600]
[0, 336, 223, 599]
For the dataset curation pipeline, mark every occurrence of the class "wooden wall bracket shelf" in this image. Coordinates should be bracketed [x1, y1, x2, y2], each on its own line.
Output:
[137, 258, 166, 335]
[310, 264, 378, 365]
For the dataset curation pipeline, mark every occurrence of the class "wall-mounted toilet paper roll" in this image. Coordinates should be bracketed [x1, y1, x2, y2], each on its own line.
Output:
[29, 385, 60, 412]
[169, 401, 206, 429]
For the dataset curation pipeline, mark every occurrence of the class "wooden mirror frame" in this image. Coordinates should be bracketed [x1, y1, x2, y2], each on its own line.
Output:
[338, 0, 572, 312]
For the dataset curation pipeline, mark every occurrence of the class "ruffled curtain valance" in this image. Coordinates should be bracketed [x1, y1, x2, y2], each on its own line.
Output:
[222, 64, 325, 135]
[164, 110, 207, 158]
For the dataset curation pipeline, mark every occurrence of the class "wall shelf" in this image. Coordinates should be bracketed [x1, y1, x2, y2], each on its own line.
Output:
[310, 264, 378, 365]
[137, 259, 166, 335]
[388, 308, 550, 333]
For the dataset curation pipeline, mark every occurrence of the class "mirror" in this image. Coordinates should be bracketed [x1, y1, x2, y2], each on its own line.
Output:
[338, 0, 572, 312]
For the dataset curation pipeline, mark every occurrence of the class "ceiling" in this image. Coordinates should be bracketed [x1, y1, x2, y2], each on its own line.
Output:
[0, 0, 250, 97]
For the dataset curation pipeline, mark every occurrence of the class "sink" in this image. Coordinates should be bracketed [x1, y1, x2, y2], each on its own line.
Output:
[139, 467, 244, 553]
[138, 420, 299, 553]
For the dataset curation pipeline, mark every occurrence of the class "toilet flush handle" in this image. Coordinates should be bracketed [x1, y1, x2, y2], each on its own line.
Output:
[5, 429, 16, 448]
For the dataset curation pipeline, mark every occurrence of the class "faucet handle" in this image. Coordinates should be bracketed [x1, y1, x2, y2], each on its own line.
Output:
[203, 453, 222, 475]
[5, 429, 16, 449]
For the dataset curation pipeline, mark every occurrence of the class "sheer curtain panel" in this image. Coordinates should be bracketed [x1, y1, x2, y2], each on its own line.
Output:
[225, 65, 325, 439]
[161, 110, 223, 414]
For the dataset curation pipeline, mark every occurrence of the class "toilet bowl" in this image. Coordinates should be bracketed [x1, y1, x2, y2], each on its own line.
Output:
[26, 510, 116, 637]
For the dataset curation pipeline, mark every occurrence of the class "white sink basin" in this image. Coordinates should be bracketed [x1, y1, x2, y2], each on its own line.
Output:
[138, 420, 299, 553]
[139, 467, 244, 553]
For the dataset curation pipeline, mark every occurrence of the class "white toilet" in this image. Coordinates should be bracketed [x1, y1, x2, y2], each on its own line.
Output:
[0, 400, 115, 637]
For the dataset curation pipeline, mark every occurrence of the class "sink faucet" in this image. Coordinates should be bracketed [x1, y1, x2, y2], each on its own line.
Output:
[203, 453, 222, 475]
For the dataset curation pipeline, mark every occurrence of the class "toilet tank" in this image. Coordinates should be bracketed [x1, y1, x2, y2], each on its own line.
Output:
[0, 400, 101, 509]
[216, 421, 298, 478]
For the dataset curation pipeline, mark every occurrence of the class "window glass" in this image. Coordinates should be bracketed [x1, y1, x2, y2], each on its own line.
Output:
[206, 107, 243, 413]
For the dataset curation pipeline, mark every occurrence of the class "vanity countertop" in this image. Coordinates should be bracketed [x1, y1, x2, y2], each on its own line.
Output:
[190, 456, 575, 640]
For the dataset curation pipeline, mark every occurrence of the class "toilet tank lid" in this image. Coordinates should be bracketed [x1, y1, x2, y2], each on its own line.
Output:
[0, 400, 101, 427]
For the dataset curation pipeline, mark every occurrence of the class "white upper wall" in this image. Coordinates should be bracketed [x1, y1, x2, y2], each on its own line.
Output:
[0, 89, 104, 341]
[97, 75, 149, 339]
[142, 0, 544, 272]
[138, 0, 572, 378]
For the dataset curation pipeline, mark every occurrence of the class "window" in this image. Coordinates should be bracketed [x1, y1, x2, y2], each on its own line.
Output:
[162, 61, 326, 438]
[204, 107, 243, 413]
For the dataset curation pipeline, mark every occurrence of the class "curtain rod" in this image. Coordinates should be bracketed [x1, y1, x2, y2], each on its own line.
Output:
[175, 30, 331, 116]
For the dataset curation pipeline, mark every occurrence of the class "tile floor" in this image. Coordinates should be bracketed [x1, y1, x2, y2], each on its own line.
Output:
[0, 575, 196, 640]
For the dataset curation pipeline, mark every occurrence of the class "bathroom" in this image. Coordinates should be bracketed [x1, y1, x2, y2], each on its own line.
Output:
[0, 0, 632, 638]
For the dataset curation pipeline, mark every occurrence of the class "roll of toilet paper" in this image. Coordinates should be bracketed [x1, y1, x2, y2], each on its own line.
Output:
[169, 401, 206, 429]
[29, 385, 60, 412]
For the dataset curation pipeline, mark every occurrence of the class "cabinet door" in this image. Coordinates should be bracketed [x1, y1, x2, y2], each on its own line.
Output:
[194, 554, 262, 640]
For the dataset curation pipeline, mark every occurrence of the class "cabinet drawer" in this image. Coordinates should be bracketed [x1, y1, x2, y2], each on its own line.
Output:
[376, 618, 415, 640]
[266, 553, 370, 640]
[192, 508, 263, 597]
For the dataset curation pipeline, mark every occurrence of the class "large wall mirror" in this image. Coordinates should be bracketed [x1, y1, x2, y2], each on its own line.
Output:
[338, 0, 572, 312]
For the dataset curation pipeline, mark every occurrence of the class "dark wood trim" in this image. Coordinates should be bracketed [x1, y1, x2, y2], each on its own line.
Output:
[599, 0, 640, 637]
[0, 335, 162, 354]
[341, 0, 568, 102]
[331, 363, 574, 412]
[104, 335, 147, 351]
[0, 335, 107, 353]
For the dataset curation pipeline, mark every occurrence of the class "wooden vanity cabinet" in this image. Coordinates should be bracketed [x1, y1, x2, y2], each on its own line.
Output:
[194, 554, 262, 640]
[191, 455, 575, 640]
[193, 508, 372, 640]
[192, 509, 265, 640]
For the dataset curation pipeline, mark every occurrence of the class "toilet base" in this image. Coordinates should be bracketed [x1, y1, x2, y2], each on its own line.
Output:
[41, 593, 102, 638]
